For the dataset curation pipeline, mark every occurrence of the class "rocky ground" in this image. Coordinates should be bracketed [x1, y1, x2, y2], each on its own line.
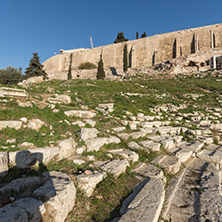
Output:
[0, 74, 222, 221]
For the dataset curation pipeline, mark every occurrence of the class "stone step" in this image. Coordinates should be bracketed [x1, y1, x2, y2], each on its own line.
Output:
[199, 163, 222, 221]
[161, 158, 213, 222]
[118, 177, 165, 222]
[177, 141, 204, 153]
[151, 155, 181, 174]
[197, 149, 222, 166]
[139, 140, 161, 151]
[132, 162, 165, 183]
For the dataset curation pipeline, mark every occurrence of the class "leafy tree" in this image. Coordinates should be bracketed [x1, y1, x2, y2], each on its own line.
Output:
[24, 52, 48, 80]
[0, 66, 22, 85]
[114, 32, 128, 43]
[123, 44, 128, 73]
[141, 32, 147, 38]
[136, 31, 139, 39]
[97, 54, 105, 80]
[67, 54, 72, 80]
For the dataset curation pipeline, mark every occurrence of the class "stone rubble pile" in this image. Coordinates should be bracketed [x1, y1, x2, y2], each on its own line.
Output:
[1, 101, 222, 221]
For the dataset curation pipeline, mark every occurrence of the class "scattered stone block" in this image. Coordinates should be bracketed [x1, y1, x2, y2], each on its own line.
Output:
[0, 120, 22, 130]
[117, 133, 130, 140]
[157, 126, 181, 135]
[198, 136, 214, 144]
[199, 120, 211, 127]
[197, 149, 222, 165]
[85, 137, 107, 152]
[132, 162, 164, 180]
[76, 171, 106, 196]
[108, 149, 139, 162]
[79, 128, 98, 141]
[72, 120, 85, 127]
[171, 135, 183, 143]
[27, 119, 46, 131]
[106, 136, 121, 144]
[58, 137, 77, 160]
[177, 141, 204, 153]
[85, 119, 96, 127]
[161, 138, 174, 150]
[0, 87, 28, 98]
[64, 110, 96, 118]
[128, 121, 140, 130]
[152, 155, 181, 174]
[137, 113, 145, 121]
[128, 141, 150, 153]
[98, 103, 114, 112]
[73, 159, 85, 165]
[139, 121, 154, 128]
[139, 140, 161, 151]
[112, 126, 126, 132]
[48, 94, 71, 104]
[175, 148, 193, 163]
[94, 159, 129, 178]
[129, 131, 146, 139]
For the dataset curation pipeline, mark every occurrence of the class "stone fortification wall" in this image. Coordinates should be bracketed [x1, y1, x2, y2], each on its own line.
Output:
[43, 23, 222, 79]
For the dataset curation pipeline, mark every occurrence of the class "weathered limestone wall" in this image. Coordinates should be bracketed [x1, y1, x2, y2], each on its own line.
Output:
[43, 23, 222, 79]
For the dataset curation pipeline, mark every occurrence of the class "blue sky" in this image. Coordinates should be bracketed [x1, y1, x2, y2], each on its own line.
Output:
[0, 0, 221, 72]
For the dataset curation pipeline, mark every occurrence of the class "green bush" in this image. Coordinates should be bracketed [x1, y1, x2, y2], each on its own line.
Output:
[0, 66, 22, 85]
[78, 62, 97, 70]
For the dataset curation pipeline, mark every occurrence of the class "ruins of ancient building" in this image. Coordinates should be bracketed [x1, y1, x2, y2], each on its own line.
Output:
[43, 23, 222, 79]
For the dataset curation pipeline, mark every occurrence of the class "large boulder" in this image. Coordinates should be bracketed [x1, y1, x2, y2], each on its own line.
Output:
[58, 137, 77, 160]
[33, 171, 76, 222]
[0, 176, 42, 196]
[0, 197, 45, 222]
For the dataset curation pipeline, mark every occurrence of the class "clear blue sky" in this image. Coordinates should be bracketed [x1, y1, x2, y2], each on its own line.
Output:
[0, 0, 221, 72]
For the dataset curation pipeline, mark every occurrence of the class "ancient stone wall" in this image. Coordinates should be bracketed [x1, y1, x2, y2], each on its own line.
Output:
[43, 23, 222, 79]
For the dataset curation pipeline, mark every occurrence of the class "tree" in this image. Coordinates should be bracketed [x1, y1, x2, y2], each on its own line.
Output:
[24, 52, 48, 80]
[141, 32, 147, 38]
[0, 66, 22, 85]
[123, 44, 128, 73]
[114, 32, 128, 43]
[97, 54, 105, 80]
[67, 54, 72, 80]
[136, 31, 139, 39]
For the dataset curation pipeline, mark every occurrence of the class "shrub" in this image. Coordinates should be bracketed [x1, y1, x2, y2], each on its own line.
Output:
[0, 66, 22, 85]
[78, 62, 97, 70]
